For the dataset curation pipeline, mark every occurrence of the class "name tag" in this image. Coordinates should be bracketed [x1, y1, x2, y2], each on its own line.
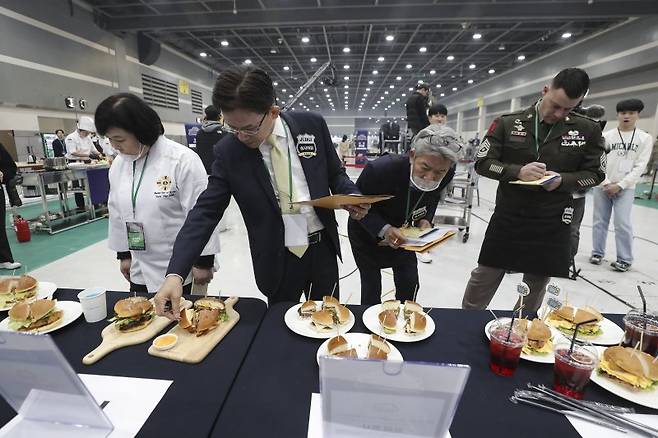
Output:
[411, 206, 427, 222]
[126, 222, 146, 251]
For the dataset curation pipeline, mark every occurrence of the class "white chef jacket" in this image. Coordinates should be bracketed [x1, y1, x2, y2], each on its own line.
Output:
[100, 137, 117, 158]
[107, 135, 220, 292]
[65, 130, 96, 159]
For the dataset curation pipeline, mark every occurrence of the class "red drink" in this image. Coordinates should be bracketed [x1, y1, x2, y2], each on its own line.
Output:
[488, 325, 525, 376]
[553, 347, 597, 399]
[622, 311, 658, 356]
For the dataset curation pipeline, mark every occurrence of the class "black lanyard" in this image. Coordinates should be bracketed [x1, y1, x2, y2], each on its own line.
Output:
[404, 187, 425, 226]
[617, 128, 636, 153]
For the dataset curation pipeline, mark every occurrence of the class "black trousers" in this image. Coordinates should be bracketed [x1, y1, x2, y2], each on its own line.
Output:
[270, 231, 339, 304]
[0, 188, 14, 263]
[570, 197, 587, 261]
[130, 282, 192, 295]
[359, 262, 419, 305]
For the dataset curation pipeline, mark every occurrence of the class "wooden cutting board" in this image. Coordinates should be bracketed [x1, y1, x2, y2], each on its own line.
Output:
[147, 296, 240, 364]
[82, 299, 192, 365]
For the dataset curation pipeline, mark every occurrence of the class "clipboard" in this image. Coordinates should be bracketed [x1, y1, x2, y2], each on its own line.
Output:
[400, 230, 456, 252]
[293, 194, 394, 209]
[509, 174, 560, 186]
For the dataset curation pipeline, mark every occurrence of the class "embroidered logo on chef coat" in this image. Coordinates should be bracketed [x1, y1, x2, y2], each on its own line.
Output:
[296, 134, 317, 158]
[476, 139, 490, 158]
[411, 206, 427, 222]
[562, 207, 574, 225]
[560, 130, 586, 148]
[155, 176, 176, 198]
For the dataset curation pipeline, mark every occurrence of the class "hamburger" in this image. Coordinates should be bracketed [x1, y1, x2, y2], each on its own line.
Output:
[378, 309, 398, 334]
[311, 309, 335, 332]
[546, 305, 603, 337]
[298, 300, 317, 319]
[322, 295, 340, 313]
[381, 299, 401, 317]
[522, 318, 553, 355]
[367, 335, 391, 360]
[598, 346, 658, 390]
[0, 275, 38, 308]
[108, 296, 155, 332]
[179, 297, 228, 336]
[403, 300, 423, 318]
[327, 335, 357, 358]
[404, 311, 427, 335]
[8, 299, 63, 332]
[334, 304, 350, 325]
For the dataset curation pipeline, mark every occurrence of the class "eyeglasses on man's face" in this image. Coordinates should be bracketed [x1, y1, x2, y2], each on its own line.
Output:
[222, 112, 268, 136]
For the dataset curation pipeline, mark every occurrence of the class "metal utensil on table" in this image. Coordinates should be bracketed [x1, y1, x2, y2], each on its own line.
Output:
[514, 390, 635, 414]
[510, 395, 628, 433]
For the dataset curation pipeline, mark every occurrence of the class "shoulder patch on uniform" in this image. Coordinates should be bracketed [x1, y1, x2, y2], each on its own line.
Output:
[489, 164, 504, 174]
[476, 138, 491, 158]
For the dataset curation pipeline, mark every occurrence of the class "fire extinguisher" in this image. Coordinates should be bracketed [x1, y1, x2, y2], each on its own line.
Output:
[13, 215, 30, 243]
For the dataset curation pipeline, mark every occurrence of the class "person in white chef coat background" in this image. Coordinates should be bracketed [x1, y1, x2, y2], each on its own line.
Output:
[95, 93, 220, 294]
[65, 116, 101, 210]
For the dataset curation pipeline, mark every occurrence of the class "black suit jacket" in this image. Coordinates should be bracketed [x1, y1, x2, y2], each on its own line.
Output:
[52, 138, 66, 157]
[167, 111, 359, 297]
[405, 92, 429, 133]
[348, 154, 455, 251]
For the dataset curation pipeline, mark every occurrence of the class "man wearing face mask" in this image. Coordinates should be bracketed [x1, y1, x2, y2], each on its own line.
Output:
[348, 124, 459, 305]
[154, 65, 369, 316]
[96, 93, 219, 294]
[462, 68, 606, 313]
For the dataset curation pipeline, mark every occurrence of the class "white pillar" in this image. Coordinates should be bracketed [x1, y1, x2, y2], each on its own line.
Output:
[477, 105, 486, 137]
[456, 111, 464, 134]
[510, 97, 521, 112]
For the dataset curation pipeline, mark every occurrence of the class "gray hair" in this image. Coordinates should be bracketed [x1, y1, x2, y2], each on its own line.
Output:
[411, 124, 463, 163]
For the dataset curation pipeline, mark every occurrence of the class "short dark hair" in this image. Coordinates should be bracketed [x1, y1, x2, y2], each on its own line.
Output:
[55, 129, 64, 135]
[342, 134, 348, 142]
[212, 65, 275, 113]
[551, 68, 590, 99]
[204, 105, 221, 121]
[429, 104, 448, 117]
[94, 93, 164, 146]
[616, 98, 644, 113]
[416, 83, 429, 91]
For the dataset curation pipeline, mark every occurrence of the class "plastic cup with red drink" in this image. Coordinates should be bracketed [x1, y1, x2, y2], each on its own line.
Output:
[553, 342, 598, 399]
[622, 310, 658, 356]
[488, 321, 527, 376]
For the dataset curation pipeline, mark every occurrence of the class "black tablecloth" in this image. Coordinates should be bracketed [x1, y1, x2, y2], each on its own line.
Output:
[212, 303, 652, 438]
[0, 289, 266, 438]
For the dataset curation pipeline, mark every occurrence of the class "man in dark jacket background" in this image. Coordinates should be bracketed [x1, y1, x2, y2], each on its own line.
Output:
[194, 105, 227, 174]
[405, 83, 430, 139]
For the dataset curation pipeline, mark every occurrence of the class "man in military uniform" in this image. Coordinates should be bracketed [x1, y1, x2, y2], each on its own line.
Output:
[462, 68, 606, 313]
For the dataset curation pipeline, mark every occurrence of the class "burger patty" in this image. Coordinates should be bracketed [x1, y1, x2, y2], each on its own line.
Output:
[20, 310, 63, 331]
[118, 313, 154, 331]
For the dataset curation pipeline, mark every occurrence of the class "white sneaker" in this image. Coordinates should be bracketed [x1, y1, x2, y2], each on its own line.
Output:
[417, 252, 432, 264]
[0, 262, 21, 270]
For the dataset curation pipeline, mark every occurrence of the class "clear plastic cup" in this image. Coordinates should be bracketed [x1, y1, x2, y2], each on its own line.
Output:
[553, 342, 598, 399]
[622, 309, 658, 356]
[488, 321, 527, 376]
[77, 288, 107, 323]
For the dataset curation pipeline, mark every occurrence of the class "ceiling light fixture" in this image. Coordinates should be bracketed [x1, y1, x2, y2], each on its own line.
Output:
[452, 87, 458, 91]
[343, 47, 351, 53]
[377, 56, 385, 62]
[469, 64, 476, 69]
[283, 66, 290, 71]
[430, 69, 436, 75]
[446, 55, 455, 61]
[419, 47, 427, 53]
[385, 35, 394, 41]
[199, 52, 208, 57]
[310, 57, 317, 62]
[467, 79, 474, 84]
[488, 69, 495, 74]
[517, 54, 526, 61]
[220, 40, 229, 47]
[344, 65, 350, 69]
[562, 32, 572, 39]
[244, 59, 252, 64]
[372, 70, 378, 75]
[396, 76, 402, 81]
[405, 64, 412, 69]
[472, 33, 482, 40]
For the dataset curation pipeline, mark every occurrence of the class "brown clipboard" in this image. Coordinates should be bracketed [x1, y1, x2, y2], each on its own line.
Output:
[399, 230, 457, 253]
[293, 194, 394, 209]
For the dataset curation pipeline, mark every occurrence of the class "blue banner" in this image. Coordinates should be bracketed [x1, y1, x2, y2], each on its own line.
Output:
[354, 129, 369, 167]
[185, 123, 202, 147]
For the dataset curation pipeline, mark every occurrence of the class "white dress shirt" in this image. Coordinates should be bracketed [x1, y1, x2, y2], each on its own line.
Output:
[258, 116, 324, 234]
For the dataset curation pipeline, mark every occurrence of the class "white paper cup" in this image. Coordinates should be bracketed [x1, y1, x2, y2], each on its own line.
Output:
[77, 288, 107, 323]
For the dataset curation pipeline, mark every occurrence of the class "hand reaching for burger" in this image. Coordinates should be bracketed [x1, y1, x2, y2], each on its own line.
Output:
[154, 276, 183, 320]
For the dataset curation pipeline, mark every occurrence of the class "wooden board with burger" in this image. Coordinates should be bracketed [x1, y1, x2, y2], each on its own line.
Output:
[82, 296, 193, 365]
[148, 296, 239, 364]
[0, 275, 57, 311]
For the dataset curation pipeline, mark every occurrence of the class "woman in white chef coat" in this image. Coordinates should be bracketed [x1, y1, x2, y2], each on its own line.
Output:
[94, 93, 220, 294]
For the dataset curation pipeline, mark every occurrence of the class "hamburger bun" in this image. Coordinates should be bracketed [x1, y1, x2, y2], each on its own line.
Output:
[114, 296, 153, 318]
[178, 308, 195, 331]
[381, 299, 400, 317]
[527, 318, 551, 343]
[378, 310, 398, 334]
[328, 335, 350, 355]
[322, 295, 340, 311]
[195, 308, 220, 336]
[195, 297, 225, 311]
[404, 311, 427, 335]
[335, 348, 358, 358]
[9, 299, 63, 332]
[29, 299, 56, 321]
[8, 301, 30, 321]
[334, 305, 350, 325]
[0, 275, 37, 294]
[600, 346, 658, 389]
[311, 310, 334, 331]
[368, 334, 391, 360]
[298, 300, 317, 318]
[403, 300, 423, 317]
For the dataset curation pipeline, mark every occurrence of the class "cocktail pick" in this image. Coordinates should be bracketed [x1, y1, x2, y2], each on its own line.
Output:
[517, 282, 530, 320]
[489, 309, 500, 324]
[380, 288, 396, 300]
[412, 283, 419, 303]
[308, 283, 313, 299]
[569, 318, 598, 355]
[330, 282, 337, 299]
[507, 303, 525, 342]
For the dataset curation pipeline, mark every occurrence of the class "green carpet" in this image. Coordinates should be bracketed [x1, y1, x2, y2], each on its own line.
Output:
[5, 198, 108, 273]
[634, 182, 658, 210]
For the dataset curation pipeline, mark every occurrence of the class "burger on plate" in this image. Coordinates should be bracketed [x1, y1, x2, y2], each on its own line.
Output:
[378, 309, 398, 334]
[368, 335, 391, 360]
[8, 299, 63, 332]
[546, 305, 603, 337]
[311, 309, 335, 332]
[522, 318, 553, 355]
[404, 311, 426, 335]
[403, 300, 423, 318]
[179, 297, 228, 336]
[333, 304, 350, 325]
[298, 300, 317, 319]
[108, 296, 155, 332]
[381, 299, 400, 317]
[599, 346, 658, 390]
[322, 296, 340, 313]
[328, 335, 357, 358]
[0, 275, 38, 308]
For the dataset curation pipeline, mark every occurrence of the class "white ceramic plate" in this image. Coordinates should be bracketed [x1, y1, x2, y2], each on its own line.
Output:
[0, 300, 82, 334]
[484, 318, 559, 364]
[316, 332, 403, 365]
[284, 301, 355, 339]
[362, 304, 436, 343]
[541, 307, 625, 346]
[0, 281, 58, 312]
[590, 346, 658, 410]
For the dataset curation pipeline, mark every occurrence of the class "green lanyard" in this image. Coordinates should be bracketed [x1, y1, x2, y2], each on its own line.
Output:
[404, 187, 425, 226]
[534, 101, 555, 156]
[131, 152, 150, 218]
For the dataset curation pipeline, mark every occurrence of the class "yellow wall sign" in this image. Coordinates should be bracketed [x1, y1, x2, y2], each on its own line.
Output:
[476, 96, 484, 108]
[178, 80, 190, 95]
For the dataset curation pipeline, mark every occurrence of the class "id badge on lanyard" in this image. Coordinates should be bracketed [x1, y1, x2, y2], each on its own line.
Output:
[126, 221, 146, 251]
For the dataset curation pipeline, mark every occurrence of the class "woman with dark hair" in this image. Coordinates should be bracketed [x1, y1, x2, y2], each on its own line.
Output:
[96, 93, 220, 294]
[0, 143, 20, 269]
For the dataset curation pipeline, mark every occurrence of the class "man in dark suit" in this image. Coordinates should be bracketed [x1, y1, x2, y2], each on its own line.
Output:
[154, 65, 369, 315]
[52, 129, 67, 157]
[405, 83, 430, 138]
[348, 125, 461, 304]
[194, 105, 227, 174]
